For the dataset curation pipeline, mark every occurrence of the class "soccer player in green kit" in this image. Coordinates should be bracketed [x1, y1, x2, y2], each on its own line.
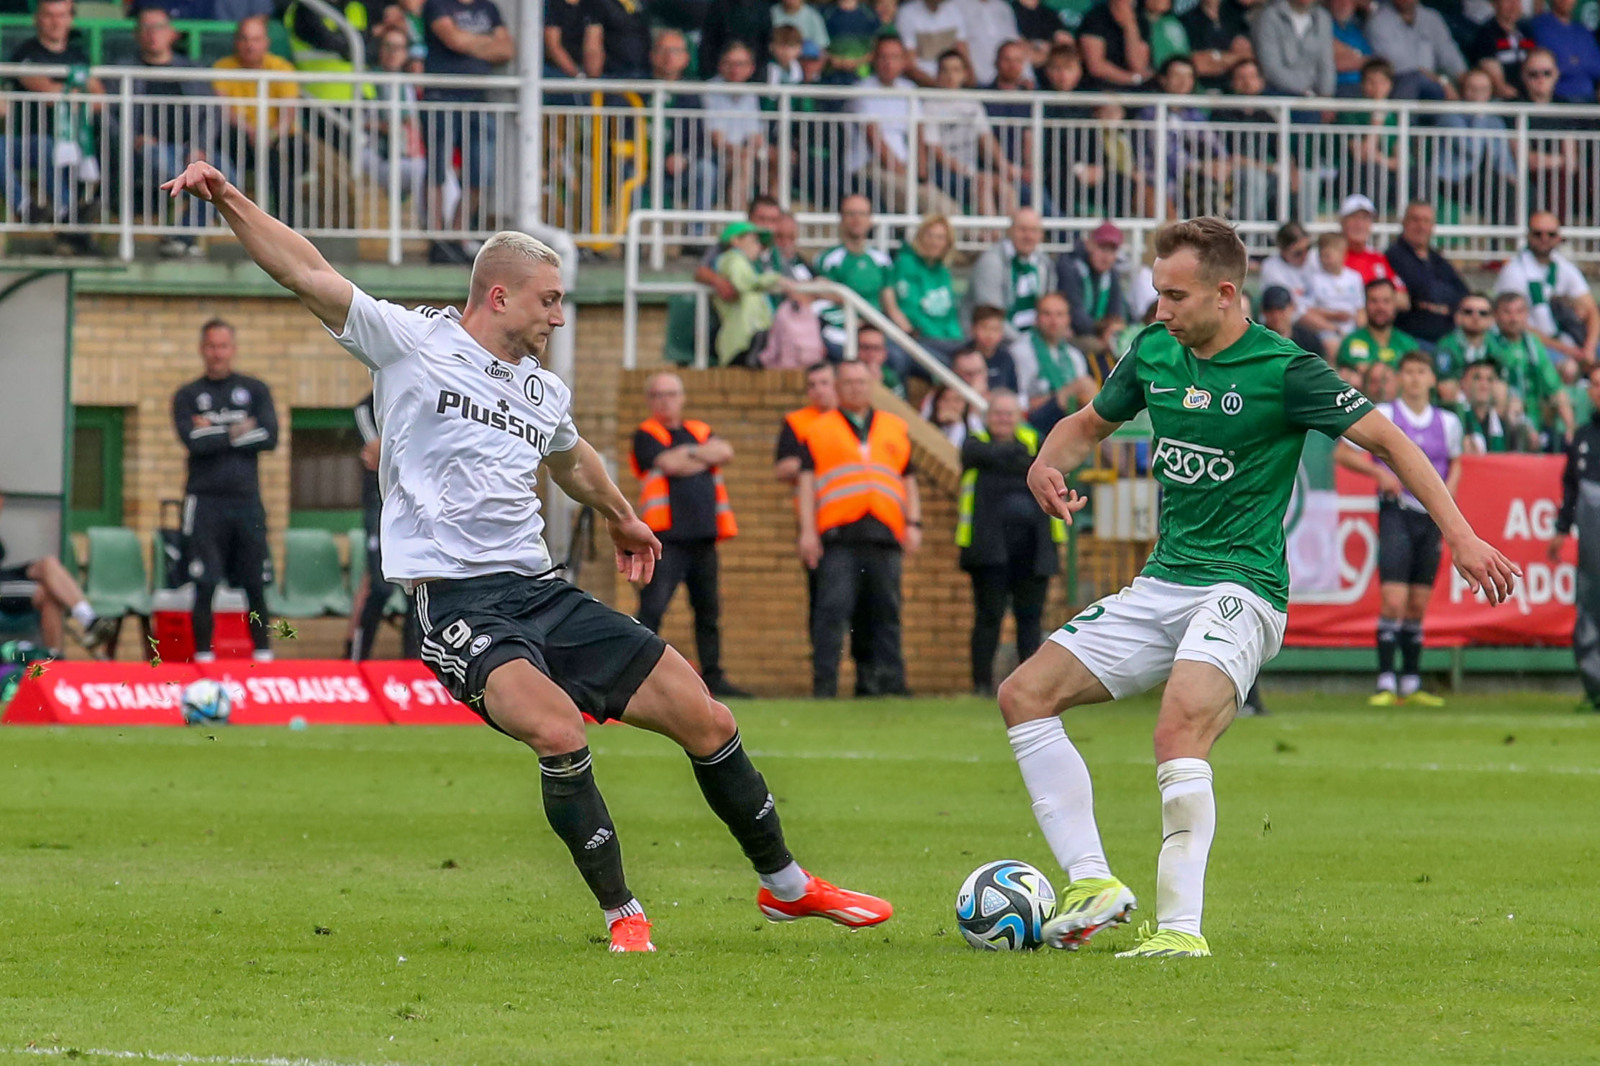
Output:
[998, 218, 1521, 958]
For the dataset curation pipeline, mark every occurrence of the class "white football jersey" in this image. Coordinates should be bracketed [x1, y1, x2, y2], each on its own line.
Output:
[329, 286, 579, 584]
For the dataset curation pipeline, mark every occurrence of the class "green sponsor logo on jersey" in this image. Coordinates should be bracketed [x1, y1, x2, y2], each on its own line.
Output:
[1152, 437, 1236, 485]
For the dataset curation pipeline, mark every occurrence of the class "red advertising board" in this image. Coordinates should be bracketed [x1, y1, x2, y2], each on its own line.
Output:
[1286, 454, 1574, 647]
[359, 661, 481, 725]
[194, 660, 391, 725]
[2, 662, 203, 725]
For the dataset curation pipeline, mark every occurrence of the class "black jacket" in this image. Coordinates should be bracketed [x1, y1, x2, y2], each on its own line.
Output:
[1056, 247, 1128, 338]
[1386, 240, 1469, 343]
[958, 434, 1060, 576]
[1556, 413, 1600, 536]
[172, 373, 279, 499]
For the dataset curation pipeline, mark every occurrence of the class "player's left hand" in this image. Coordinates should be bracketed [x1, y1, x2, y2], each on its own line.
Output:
[608, 515, 661, 587]
[1450, 533, 1521, 606]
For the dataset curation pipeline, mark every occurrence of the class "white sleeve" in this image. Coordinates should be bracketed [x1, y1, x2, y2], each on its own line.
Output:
[1557, 260, 1588, 299]
[328, 286, 435, 371]
[1443, 411, 1464, 458]
[1492, 262, 1518, 296]
[549, 411, 580, 453]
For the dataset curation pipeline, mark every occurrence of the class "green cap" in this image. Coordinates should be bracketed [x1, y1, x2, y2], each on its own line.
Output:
[722, 220, 772, 247]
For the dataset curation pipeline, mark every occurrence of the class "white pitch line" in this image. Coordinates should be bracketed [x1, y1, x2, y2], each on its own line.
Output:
[4, 1047, 410, 1066]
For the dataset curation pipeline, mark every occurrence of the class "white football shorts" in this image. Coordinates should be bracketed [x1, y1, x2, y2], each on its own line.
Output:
[1047, 576, 1287, 710]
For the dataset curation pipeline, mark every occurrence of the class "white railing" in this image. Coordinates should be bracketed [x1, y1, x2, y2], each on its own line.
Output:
[6, 67, 1600, 262]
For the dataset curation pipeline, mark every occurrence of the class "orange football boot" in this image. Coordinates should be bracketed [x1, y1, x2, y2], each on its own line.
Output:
[757, 874, 893, 928]
[608, 913, 656, 952]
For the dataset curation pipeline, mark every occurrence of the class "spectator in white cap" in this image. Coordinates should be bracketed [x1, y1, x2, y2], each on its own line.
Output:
[1056, 220, 1129, 346]
[1339, 194, 1409, 314]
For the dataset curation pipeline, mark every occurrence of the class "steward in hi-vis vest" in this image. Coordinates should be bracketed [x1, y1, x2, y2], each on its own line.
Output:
[628, 373, 750, 699]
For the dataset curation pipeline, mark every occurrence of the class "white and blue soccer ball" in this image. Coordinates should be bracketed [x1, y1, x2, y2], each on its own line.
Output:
[955, 860, 1056, 951]
[180, 678, 232, 726]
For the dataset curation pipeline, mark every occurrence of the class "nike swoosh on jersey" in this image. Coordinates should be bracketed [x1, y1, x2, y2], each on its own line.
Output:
[1150, 385, 1177, 393]
[1202, 632, 1231, 643]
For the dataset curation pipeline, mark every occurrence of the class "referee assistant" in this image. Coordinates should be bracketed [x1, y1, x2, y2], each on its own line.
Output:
[172, 318, 278, 661]
[630, 373, 751, 699]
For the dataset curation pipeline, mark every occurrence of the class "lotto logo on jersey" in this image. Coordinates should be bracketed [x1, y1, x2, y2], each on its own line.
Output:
[1182, 386, 1212, 410]
[436, 389, 553, 451]
[1153, 437, 1236, 485]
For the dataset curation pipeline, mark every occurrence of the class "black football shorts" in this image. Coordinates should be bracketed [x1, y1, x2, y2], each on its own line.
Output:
[1377, 501, 1443, 587]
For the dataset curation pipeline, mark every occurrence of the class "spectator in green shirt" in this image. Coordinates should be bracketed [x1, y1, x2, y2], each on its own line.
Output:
[814, 193, 896, 359]
[1490, 290, 1575, 449]
[1458, 356, 1513, 453]
[1337, 278, 1421, 374]
[1432, 292, 1495, 409]
[711, 220, 793, 366]
[883, 213, 967, 366]
[1144, 0, 1190, 70]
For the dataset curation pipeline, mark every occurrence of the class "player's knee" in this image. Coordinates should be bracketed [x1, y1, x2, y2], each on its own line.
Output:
[997, 669, 1053, 727]
[503, 711, 586, 758]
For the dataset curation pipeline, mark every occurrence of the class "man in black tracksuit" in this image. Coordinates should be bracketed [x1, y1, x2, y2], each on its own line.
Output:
[1549, 368, 1600, 710]
[172, 318, 278, 660]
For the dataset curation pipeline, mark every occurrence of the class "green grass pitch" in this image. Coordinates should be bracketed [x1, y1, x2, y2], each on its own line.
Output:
[1, 693, 1597, 1065]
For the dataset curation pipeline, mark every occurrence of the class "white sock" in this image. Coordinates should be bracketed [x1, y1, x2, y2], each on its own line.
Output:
[1155, 758, 1215, 937]
[1376, 671, 1397, 694]
[1007, 718, 1113, 882]
[759, 860, 810, 902]
[193, 651, 216, 663]
[71, 601, 97, 628]
[1399, 674, 1421, 697]
[252, 649, 275, 663]
[603, 898, 645, 927]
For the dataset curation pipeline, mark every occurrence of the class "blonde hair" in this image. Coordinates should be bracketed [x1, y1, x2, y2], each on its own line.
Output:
[469, 231, 563, 305]
[914, 214, 954, 265]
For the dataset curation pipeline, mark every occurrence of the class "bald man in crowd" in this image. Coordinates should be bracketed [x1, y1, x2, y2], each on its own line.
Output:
[629, 373, 751, 699]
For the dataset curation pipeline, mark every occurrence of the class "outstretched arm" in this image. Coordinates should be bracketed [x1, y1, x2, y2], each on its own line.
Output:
[1026, 403, 1121, 523]
[163, 161, 352, 332]
[545, 439, 662, 586]
[1342, 410, 1519, 604]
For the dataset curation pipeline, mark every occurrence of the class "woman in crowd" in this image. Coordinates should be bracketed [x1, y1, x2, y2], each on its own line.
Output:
[883, 214, 966, 362]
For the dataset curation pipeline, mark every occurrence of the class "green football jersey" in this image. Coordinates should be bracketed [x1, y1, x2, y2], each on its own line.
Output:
[1093, 322, 1375, 610]
[1335, 326, 1420, 370]
[816, 244, 894, 332]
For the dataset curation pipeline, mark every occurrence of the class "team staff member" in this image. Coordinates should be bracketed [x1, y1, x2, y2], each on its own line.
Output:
[350, 390, 418, 661]
[1548, 367, 1600, 712]
[797, 360, 922, 699]
[631, 373, 751, 700]
[1336, 351, 1463, 706]
[171, 318, 278, 661]
[958, 391, 1063, 695]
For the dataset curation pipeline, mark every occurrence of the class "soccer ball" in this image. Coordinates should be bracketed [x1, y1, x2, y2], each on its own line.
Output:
[955, 860, 1056, 951]
[180, 679, 232, 726]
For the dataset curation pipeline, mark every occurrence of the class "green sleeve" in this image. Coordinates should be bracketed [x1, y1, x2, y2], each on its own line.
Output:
[1090, 349, 1145, 423]
[1535, 342, 1562, 396]
[1284, 351, 1374, 436]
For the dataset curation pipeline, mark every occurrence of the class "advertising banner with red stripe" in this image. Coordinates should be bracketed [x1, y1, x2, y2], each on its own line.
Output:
[2, 662, 203, 725]
[195, 660, 391, 725]
[1286, 453, 1575, 647]
[359, 661, 481, 725]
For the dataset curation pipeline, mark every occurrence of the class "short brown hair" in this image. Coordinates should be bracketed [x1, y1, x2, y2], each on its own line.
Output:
[971, 305, 1006, 328]
[770, 24, 803, 48]
[1046, 42, 1080, 66]
[1153, 216, 1247, 287]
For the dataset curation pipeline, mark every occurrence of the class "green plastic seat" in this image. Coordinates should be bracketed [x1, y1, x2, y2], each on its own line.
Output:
[266, 530, 353, 618]
[85, 527, 153, 619]
[663, 294, 700, 366]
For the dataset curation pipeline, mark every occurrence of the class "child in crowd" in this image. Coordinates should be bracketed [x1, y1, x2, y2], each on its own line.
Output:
[970, 305, 1020, 393]
[713, 221, 792, 366]
[1304, 232, 1365, 354]
[768, 25, 806, 84]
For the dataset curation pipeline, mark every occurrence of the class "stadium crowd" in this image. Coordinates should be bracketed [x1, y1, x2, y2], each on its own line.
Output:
[8, 0, 1600, 259]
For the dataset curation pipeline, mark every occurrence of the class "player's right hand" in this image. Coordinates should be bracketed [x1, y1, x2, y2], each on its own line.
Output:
[608, 515, 661, 587]
[1451, 533, 1521, 607]
[1027, 462, 1089, 524]
[162, 160, 229, 202]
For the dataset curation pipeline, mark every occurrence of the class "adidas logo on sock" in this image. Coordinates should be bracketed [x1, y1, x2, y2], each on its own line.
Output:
[583, 827, 613, 850]
[756, 794, 775, 820]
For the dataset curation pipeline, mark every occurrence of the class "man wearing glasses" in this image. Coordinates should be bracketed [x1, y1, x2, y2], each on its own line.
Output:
[1433, 292, 1497, 409]
[1493, 210, 1600, 368]
[1519, 50, 1586, 208]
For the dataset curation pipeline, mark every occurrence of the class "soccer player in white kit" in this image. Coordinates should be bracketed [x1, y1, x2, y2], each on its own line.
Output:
[164, 162, 892, 953]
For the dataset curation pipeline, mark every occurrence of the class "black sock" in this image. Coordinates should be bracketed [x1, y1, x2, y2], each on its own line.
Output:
[539, 747, 633, 910]
[1400, 620, 1424, 680]
[689, 732, 794, 876]
[1376, 618, 1400, 680]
